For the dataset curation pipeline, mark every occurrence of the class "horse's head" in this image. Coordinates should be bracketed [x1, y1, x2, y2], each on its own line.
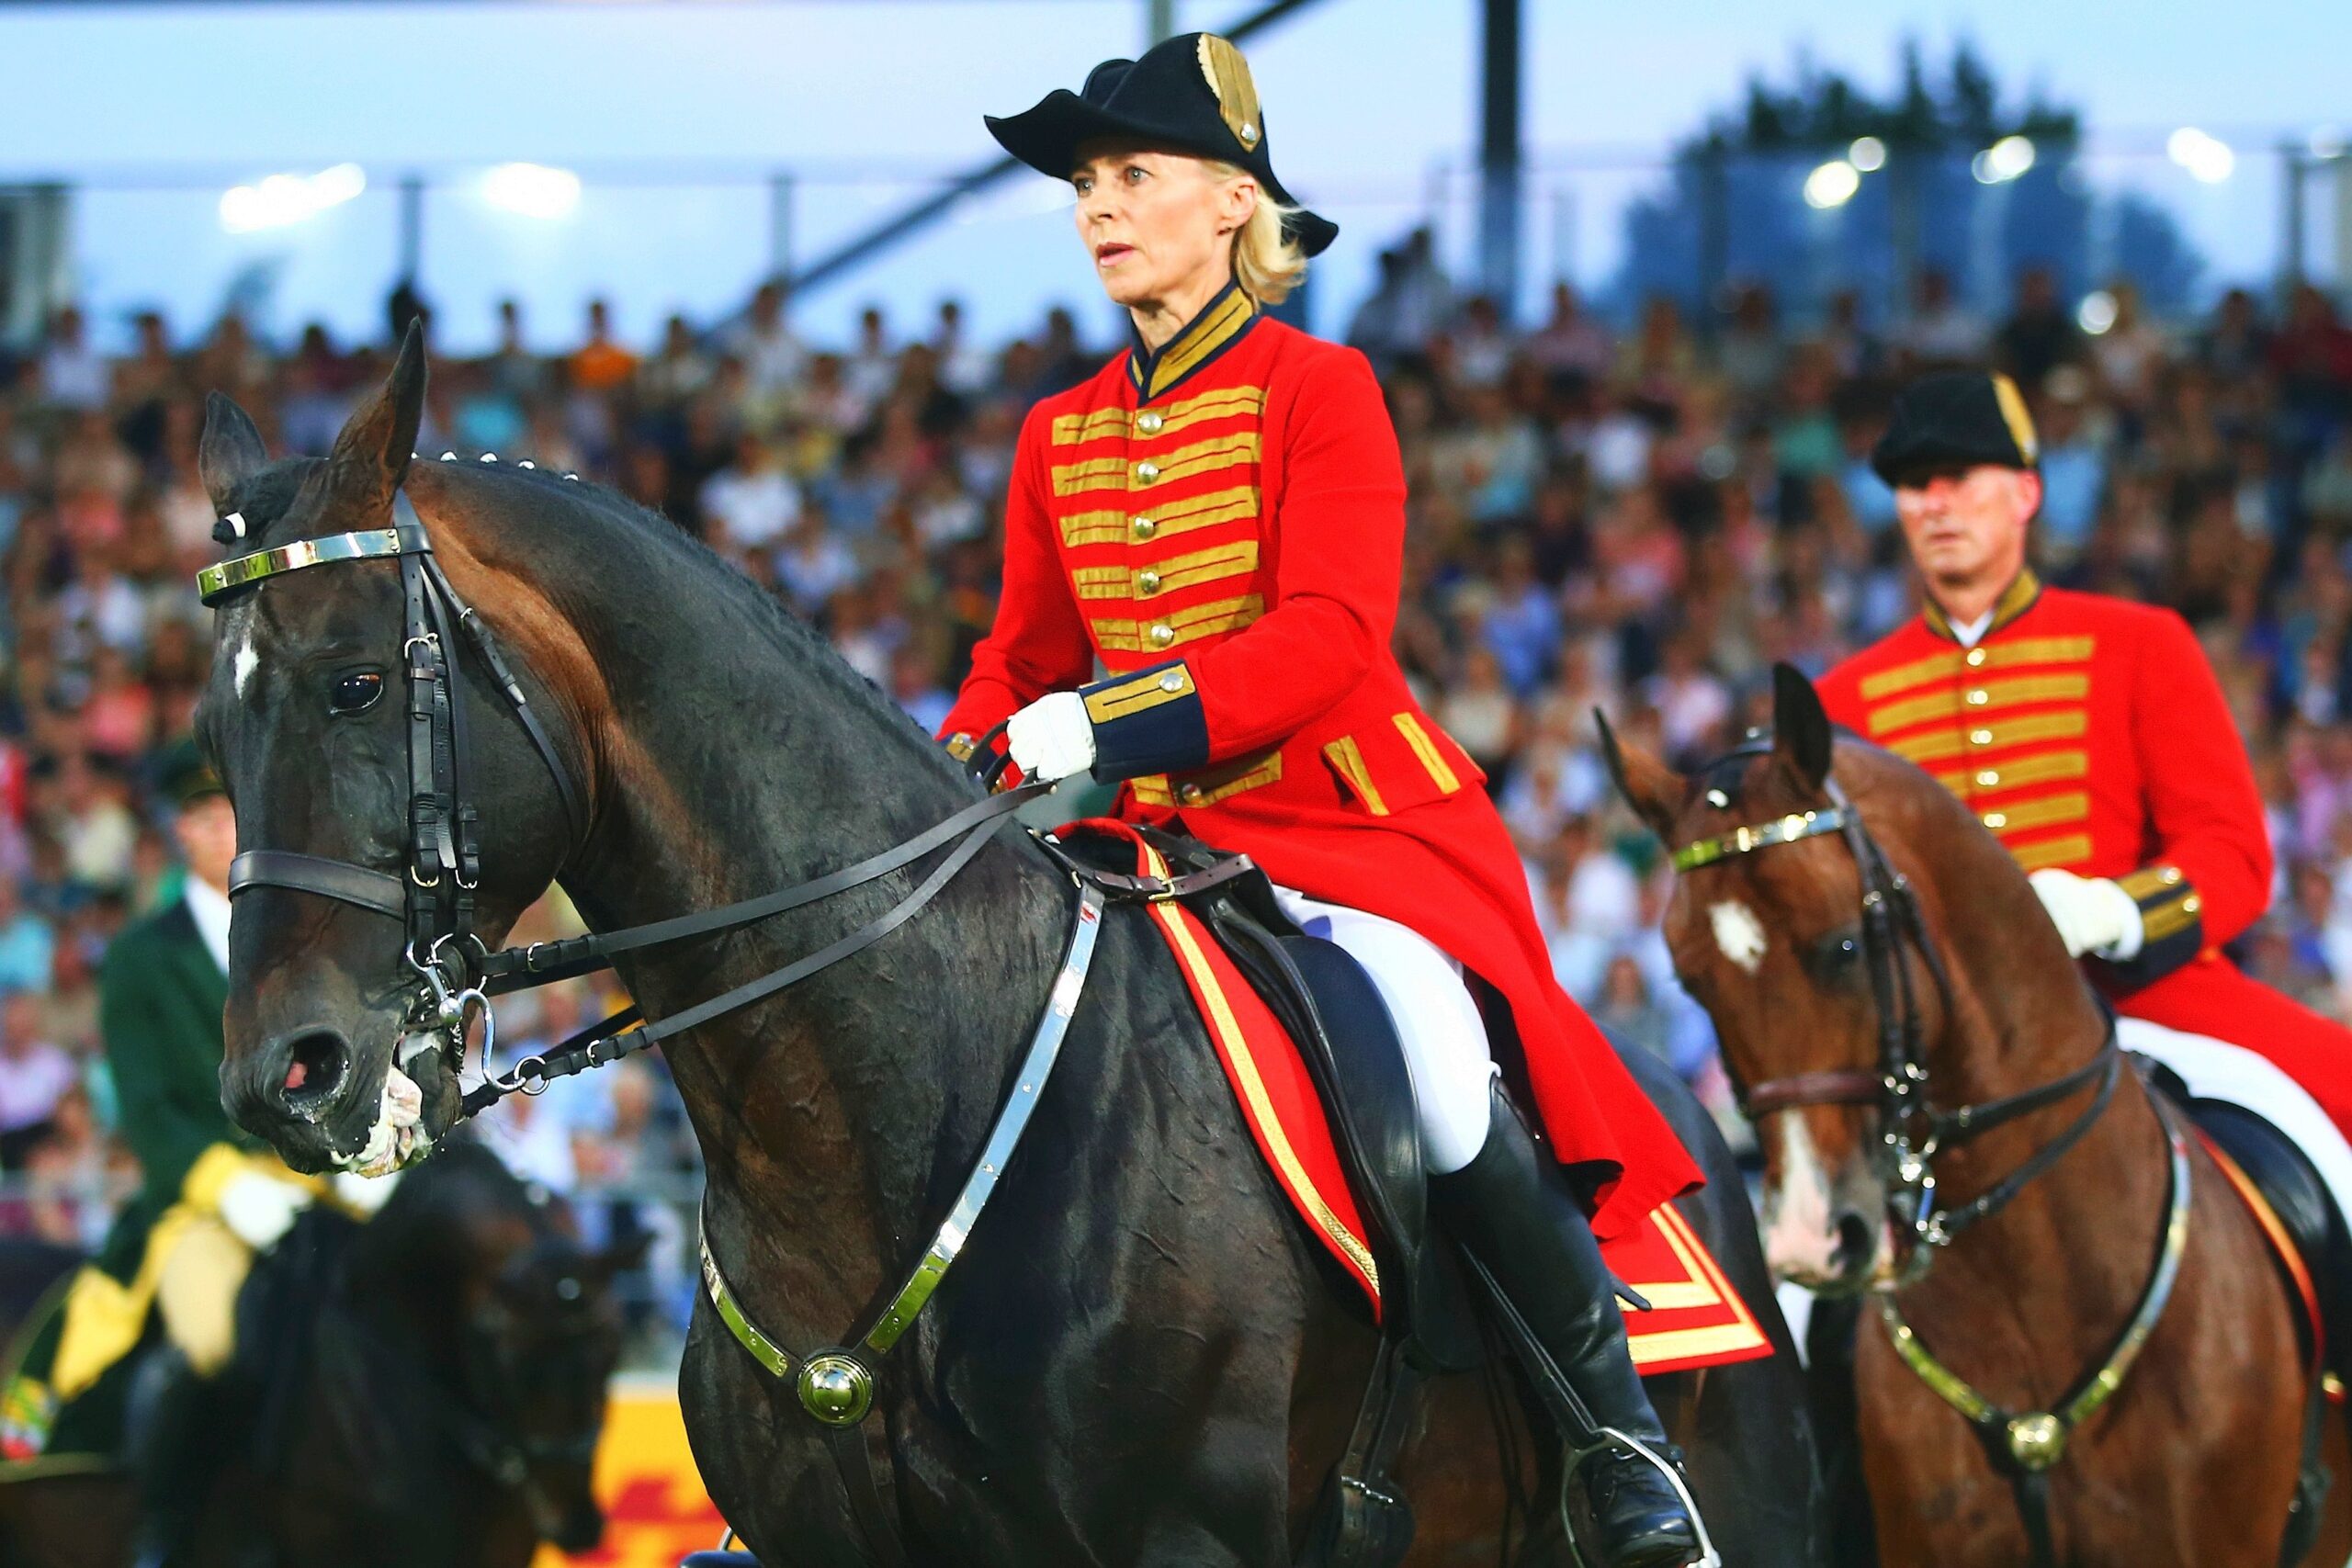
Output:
[195, 329, 586, 1174]
[352, 1145, 636, 1553]
[465, 1211, 640, 1552]
[1606, 665, 1948, 1294]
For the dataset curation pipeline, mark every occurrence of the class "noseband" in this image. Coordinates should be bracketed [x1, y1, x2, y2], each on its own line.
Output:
[1670, 761, 2122, 1268]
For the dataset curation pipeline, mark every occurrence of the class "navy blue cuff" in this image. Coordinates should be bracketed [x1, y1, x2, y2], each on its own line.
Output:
[1081, 660, 1210, 781]
[2094, 864, 2204, 991]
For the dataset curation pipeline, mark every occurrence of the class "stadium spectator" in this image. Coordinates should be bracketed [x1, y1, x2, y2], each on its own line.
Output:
[6, 241, 2352, 1350]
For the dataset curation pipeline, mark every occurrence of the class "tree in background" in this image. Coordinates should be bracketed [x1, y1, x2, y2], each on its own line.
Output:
[1610, 40, 2203, 332]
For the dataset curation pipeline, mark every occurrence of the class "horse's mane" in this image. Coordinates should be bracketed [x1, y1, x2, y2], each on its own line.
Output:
[225, 450, 956, 773]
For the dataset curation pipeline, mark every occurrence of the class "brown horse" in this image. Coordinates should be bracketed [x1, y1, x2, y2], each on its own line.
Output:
[1604, 664, 2349, 1568]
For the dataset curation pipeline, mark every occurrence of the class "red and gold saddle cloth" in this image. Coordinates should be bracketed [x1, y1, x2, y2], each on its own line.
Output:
[1070, 820, 1773, 1375]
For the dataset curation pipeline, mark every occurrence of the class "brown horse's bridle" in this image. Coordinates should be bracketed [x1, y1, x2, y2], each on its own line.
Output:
[1669, 750, 2195, 1566]
[1670, 762, 2128, 1269]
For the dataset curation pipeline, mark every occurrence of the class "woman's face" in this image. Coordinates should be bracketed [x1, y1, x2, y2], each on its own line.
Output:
[1070, 143, 1251, 310]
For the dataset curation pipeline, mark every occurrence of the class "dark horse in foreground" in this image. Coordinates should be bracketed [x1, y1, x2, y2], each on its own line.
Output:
[1605, 666, 2352, 1567]
[189, 336, 1819, 1563]
[0, 1143, 630, 1568]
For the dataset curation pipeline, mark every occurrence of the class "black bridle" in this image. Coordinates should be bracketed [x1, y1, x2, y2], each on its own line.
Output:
[198, 484, 1257, 1566]
[199, 490, 1051, 1115]
[1668, 739, 2193, 1564]
[1668, 754, 2121, 1273]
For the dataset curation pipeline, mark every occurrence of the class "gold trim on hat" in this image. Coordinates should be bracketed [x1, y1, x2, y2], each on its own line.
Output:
[1196, 35, 1262, 149]
[1991, 371, 2041, 463]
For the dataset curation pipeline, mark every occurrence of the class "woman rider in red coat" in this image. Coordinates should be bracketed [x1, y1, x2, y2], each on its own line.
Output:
[938, 35, 1705, 1565]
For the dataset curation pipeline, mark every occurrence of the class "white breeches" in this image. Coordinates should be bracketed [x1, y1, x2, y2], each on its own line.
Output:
[1271, 885, 1500, 1174]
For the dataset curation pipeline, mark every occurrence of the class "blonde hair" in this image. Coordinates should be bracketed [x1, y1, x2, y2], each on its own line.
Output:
[1204, 160, 1307, 306]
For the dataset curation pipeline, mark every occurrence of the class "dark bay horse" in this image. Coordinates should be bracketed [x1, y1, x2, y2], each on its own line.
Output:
[1605, 664, 2349, 1568]
[189, 335, 1818, 1564]
[0, 1142, 629, 1568]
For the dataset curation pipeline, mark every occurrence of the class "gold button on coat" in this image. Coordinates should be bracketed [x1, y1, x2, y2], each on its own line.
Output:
[1132, 517, 1157, 539]
[1138, 570, 1163, 594]
[1965, 689, 1990, 706]
[1149, 623, 1175, 648]
[1983, 811, 2008, 829]
[1966, 648, 1988, 668]
[1158, 671, 1185, 693]
[1971, 728, 1995, 745]
[1976, 770, 2000, 787]
[1136, 461, 1160, 483]
[1136, 412, 1163, 433]
[1178, 782, 1205, 805]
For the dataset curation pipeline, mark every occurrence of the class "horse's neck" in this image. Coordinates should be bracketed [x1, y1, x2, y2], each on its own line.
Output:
[549, 567, 1071, 1337]
[1905, 821, 2175, 1350]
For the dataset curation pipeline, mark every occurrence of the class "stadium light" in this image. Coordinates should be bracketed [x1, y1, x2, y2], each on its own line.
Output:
[481, 163, 582, 220]
[1849, 137, 1887, 173]
[2077, 291, 2119, 335]
[1972, 136, 2036, 185]
[1804, 160, 1861, 209]
[2166, 128, 2235, 184]
[219, 164, 366, 234]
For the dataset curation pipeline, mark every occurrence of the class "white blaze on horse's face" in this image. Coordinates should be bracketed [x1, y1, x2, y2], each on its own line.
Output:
[1708, 899, 1769, 976]
[1759, 1113, 1843, 1285]
[225, 605, 261, 700]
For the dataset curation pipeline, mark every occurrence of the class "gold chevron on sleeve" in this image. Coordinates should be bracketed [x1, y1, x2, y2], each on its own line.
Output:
[1083, 663, 1196, 723]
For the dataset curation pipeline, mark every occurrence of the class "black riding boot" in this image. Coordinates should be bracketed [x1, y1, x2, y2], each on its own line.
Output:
[1433, 1083, 1702, 1568]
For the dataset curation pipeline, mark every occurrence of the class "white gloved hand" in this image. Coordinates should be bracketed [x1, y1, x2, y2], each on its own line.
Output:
[1005, 691, 1097, 784]
[2029, 868, 2145, 961]
[332, 1168, 401, 1216]
[216, 1170, 312, 1250]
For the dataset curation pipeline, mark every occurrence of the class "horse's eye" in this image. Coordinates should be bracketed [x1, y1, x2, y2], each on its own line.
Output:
[330, 671, 384, 715]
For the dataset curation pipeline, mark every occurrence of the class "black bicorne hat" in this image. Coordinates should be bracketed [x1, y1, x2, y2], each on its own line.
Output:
[987, 31, 1339, 258]
[1871, 370, 2041, 485]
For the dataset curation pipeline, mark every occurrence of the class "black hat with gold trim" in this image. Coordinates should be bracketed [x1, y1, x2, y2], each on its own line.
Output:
[1870, 370, 2041, 486]
[987, 31, 1339, 258]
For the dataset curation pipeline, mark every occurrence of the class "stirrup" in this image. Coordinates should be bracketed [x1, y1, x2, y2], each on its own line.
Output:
[1559, 1426, 1720, 1568]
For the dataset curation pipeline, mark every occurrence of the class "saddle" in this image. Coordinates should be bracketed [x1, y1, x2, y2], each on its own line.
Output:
[1053, 825, 1483, 1568]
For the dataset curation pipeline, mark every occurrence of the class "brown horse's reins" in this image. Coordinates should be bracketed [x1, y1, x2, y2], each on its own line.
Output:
[1668, 759, 2192, 1568]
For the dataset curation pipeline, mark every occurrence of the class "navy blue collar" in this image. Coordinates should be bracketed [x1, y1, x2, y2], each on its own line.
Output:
[1127, 281, 1259, 403]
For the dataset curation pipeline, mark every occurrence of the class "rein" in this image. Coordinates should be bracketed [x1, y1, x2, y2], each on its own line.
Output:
[199, 487, 1264, 1565]
[1669, 755, 2190, 1565]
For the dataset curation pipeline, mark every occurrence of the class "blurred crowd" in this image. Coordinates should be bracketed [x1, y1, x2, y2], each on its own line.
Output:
[3, 238, 2351, 1250]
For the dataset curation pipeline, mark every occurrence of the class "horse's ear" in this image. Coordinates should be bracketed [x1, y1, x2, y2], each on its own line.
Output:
[1596, 706, 1686, 840]
[324, 319, 426, 513]
[1771, 662, 1834, 794]
[198, 390, 268, 514]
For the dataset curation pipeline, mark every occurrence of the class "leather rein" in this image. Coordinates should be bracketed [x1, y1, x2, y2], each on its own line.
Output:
[197, 488, 1257, 1565]
[1668, 754, 2193, 1562]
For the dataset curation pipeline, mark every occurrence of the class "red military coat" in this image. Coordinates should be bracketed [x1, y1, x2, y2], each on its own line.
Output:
[1817, 570, 2352, 1134]
[941, 286, 1700, 1236]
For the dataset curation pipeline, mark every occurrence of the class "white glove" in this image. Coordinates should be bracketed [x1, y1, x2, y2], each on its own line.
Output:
[2029, 868, 2144, 961]
[216, 1170, 312, 1249]
[1006, 691, 1097, 784]
[332, 1168, 401, 1215]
